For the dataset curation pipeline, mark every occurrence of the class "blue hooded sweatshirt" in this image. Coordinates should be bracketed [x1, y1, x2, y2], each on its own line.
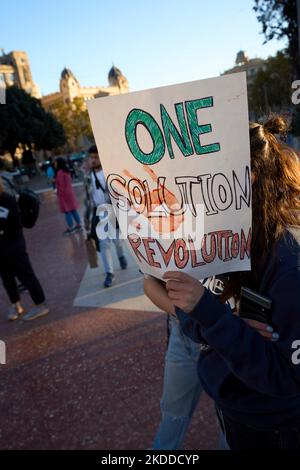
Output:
[176, 227, 300, 427]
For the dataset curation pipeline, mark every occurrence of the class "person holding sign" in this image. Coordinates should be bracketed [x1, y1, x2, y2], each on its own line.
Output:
[87, 73, 288, 449]
[145, 270, 277, 450]
[162, 117, 300, 449]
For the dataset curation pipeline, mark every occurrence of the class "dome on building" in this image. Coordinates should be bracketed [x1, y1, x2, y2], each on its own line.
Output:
[108, 65, 128, 91]
[108, 65, 122, 82]
[60, 68, 79, 84]
[235, 51, 249, 65]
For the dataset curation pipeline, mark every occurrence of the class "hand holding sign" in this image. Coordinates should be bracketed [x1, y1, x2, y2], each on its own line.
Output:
[163, 271, 205, 313]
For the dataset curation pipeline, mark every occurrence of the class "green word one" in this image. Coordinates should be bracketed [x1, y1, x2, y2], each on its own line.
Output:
[125, 97, 220, 165]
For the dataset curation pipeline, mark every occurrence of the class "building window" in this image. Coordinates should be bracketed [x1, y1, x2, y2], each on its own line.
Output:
[6, 73, 14, 85]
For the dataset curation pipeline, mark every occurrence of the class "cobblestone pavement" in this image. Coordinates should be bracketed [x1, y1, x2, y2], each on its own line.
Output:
[0, 188, 218, 450]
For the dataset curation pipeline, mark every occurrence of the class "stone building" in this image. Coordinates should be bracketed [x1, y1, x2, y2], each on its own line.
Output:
[0, 49, 41, 98]
[42, 65, 129, 112]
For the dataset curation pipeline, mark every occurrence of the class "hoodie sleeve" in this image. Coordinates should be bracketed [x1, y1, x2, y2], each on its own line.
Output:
[176, 308, 207, 344]
[177, 267, 300, 397]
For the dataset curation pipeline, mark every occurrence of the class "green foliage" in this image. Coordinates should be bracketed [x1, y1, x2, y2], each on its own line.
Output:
[254, 0, 299, 76]
[50, 96, 93, 149]
[248, 51, 293, 115]
[0, 86, 66, 156]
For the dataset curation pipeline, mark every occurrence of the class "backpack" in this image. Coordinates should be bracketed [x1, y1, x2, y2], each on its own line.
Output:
[18, 189, 40, 229]
[1, 176, 40, 228]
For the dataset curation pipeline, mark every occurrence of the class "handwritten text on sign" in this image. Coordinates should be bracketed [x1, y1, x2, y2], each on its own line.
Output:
[88, 73, 251, 279]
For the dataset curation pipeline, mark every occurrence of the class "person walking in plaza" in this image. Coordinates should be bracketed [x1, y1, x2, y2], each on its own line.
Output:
[55, 157, 82, 236]
[46, 157, 56, 191]
[66, 153, 76, 180]
[162, 116, 300, 449]
[84, 145, 127, 288]
[0, 177, 49, 321]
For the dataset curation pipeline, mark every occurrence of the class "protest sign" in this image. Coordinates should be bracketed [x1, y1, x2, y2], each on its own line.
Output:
[87, 72, 251, 280]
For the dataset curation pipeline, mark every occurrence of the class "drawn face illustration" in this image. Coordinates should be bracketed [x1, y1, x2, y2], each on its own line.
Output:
[113, 165, 185, 236]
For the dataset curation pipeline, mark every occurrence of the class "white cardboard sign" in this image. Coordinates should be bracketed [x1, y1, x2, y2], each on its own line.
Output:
[88, 72, 251, 280]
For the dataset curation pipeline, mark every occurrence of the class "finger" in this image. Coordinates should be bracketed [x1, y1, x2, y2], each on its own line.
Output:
[165, 280, 191, 292]
[243, 318, 273, 332]
[163, 271, 194, 282]
[171, 300, 185, 310]
[255, 331, 273, 340]
[167, 290, 182, 301]
[167, 288, 182, 298]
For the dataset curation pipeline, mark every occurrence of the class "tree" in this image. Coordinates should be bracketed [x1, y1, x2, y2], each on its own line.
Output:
[248, 51, 293, 115]
[37, 112, 67, 150]
[0, 86, 66, 161]
[51, 96, 93, 149]
[253, 0, 299, 76]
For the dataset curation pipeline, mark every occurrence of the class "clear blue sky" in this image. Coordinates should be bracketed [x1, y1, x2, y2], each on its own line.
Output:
[1, 0, 286, 96]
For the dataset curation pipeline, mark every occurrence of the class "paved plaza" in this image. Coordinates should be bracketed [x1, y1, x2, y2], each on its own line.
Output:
[0, 183, 218, 450]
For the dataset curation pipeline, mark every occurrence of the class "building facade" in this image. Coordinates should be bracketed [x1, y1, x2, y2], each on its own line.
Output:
[42, 66, 129, 112]
[0, 50, 41, 98]
[223, 51, 266, 85]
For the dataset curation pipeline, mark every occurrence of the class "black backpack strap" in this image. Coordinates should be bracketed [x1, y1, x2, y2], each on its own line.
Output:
[92, 169, 106, 194]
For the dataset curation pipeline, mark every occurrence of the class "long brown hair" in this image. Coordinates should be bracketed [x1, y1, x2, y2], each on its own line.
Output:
[221, 115, 300, 303]
[0, 177, 4, 194]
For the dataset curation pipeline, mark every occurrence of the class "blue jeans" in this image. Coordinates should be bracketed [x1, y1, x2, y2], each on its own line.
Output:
[153, 315, 203, 450]
[65, 210, 81, 228]
[91, 208, 125, 274]
[99, 236, 125, 274]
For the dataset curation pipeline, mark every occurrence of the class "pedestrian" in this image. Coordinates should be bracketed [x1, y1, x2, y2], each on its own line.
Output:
[0, 176, 49, 321]
[55, 157, 82, 236]
[163, 116, 300, 449]
[22, 146, 36, 178]
[84, 145, 127, 288]
[66, 153, 76, 180]
[46, 157, 56, 190]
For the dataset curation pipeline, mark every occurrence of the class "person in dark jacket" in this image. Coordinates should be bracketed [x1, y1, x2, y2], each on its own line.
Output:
[0, 177, 49, 321]
[161, 116, 300, 449]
